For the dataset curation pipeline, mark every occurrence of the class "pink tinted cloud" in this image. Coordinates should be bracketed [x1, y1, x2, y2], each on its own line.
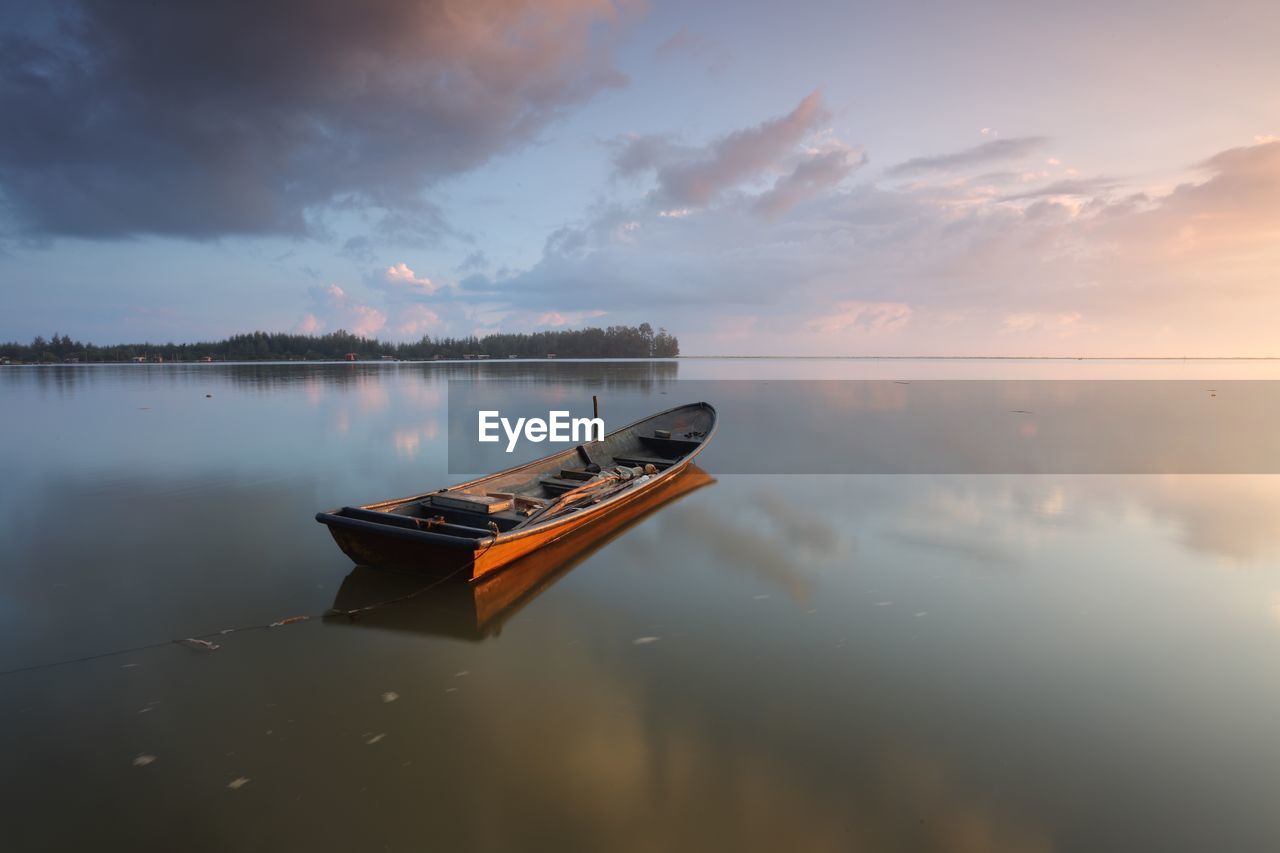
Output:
[300, 284, 387, 337]
[383, 262, 438, 295]
[395, 304, 442, 337]
[888, 137, 1049, 178]
[537, 309, 607, 327]
[1000, 311, 1084, 337]
[1116, 139, 1280, 251]
[296, 313, 323, 335]
[807, 302, 913, 336]
[523, 127, 1280, 355]
[754, 146, 866, 218]
[617, 91, 831, 208]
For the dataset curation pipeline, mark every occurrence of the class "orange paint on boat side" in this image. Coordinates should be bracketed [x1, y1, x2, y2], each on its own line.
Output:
[327, 466, 715, 640]
[318, 402, 717, 578]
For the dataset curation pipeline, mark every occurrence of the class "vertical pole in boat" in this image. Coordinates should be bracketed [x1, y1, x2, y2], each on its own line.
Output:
[593, 395, 599, 419]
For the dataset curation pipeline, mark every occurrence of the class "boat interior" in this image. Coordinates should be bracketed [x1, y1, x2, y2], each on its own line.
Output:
[335, 403, 715, 540]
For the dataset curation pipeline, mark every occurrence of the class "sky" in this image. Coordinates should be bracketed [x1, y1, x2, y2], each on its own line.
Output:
[1, 0, 1278, 356]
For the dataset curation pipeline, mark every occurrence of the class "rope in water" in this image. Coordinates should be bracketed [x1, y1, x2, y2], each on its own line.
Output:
[0, 536, 496, 679]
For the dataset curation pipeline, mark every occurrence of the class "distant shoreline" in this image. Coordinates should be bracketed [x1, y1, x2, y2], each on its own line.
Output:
[6, 355, 1280, 365]
[0, 324, 679, 364]
[0, 357, 677, 366]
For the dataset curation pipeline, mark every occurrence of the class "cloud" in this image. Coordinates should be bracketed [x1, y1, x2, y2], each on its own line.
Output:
[481, 117, 1280, 355]
[537, 309, 607, 327]
[807, 302, 913, 336]
[394, 304, 442, 338]
[456, 250, 489, 273]
[1132, 139, 1280, 245]
[1000, 311, 1084, 336]
[613, 91, 831, 208]
[300, 284, 387, 337]
[613, 135, 690, 178]
[754, 146, 867, 218]
[999, 177, 1118, 201]
[267, 112, 1280, 353]
[888, 137, 1049, 177]
[0, 0, 627, 239]
[348, 261, 457, 337]
[381, 263, 438, 296]
[296, 313, 323, 335]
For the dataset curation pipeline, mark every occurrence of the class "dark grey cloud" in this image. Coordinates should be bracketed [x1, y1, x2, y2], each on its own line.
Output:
[339, 236, 376, 264]
[456, 250, 489, 274]
[0, 0, 625, 239]
[459, 273, 499, 294]
[887, 137, 1049, 177]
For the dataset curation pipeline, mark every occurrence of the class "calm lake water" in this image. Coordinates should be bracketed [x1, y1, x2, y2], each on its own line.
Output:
[3, 359, 1280, 852]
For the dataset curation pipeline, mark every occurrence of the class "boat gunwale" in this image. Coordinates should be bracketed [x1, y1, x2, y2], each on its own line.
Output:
[315, 401, 717, 551]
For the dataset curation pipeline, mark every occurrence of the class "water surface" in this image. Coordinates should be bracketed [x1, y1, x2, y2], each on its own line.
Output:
[3, 360, 1279, 852]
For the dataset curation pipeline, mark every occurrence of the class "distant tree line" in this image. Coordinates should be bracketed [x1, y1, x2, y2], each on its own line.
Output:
[0, 323, 679, 363]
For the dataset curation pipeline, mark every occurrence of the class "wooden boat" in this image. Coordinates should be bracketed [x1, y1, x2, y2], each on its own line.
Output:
[326, 464, 715, 640]
[316, 402, 716, 579]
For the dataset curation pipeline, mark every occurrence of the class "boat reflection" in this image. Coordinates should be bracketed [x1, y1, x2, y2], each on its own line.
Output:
[326, 464, 715, 641]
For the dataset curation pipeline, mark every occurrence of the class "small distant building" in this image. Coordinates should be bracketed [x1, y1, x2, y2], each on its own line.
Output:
[132, 356, 147, 363]
[152, 355, 164, 363]
[432, 354, 444, 360]
[463, 354, 475, 360]
[1, 356, 11, 365]
[476, 354, 490, 360]
[380, 355, 397, 361]
[64, 357, 80, 363]
[198, 356, 214, 363]
[508, 354, 518, 359]
[546, 353, 557, 359]
[344, 353, 357, 362]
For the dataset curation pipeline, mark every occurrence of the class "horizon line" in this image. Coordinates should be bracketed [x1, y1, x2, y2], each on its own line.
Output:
[680, 355, 1280, 360]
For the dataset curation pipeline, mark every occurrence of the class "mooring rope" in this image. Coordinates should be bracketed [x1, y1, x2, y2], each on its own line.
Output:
[0, 536, 496, 679]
